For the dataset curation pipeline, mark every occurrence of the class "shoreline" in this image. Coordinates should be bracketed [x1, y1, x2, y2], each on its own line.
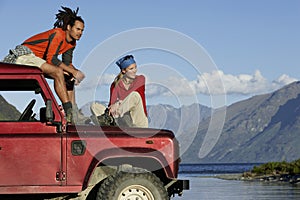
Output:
[192, 173, 243, 180]
[196, 173, 300, 185]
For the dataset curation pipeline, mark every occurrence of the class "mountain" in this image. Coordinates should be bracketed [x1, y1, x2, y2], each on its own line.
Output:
[0, 95, 20, 120]
[182, 81, 300, 163]
[147, 103, 211, 132]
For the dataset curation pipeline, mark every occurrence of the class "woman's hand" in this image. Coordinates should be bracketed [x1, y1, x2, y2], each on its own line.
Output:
[109, 100, 122, 117]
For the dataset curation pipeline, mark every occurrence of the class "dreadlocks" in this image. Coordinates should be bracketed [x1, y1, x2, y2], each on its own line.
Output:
[53, 6, 84, 30]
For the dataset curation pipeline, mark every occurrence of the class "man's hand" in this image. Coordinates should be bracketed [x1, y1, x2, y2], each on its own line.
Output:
[58, 63, 85, 85]
[74, 70, 85, 85]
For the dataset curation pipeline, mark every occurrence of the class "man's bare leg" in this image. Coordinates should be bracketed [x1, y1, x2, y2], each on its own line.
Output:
[41, 63, 69, 103]
[40, 63, 73, 123]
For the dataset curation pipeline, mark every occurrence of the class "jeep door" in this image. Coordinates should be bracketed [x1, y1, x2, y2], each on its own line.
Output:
[0, 78, 62, 187]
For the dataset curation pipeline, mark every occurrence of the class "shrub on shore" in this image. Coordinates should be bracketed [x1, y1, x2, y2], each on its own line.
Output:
[250, 159, 300, 176]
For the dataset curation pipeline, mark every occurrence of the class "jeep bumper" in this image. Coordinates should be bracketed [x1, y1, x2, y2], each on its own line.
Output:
[166, 179, 190, 196]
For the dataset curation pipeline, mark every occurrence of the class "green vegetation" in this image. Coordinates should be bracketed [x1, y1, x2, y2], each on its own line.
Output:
[251, 159, 300, 176]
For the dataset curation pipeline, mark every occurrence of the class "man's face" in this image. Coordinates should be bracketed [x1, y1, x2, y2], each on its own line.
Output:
[67, 20, 84, 41]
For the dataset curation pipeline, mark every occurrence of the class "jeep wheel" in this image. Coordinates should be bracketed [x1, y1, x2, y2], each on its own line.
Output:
[96, 171, 169, 200]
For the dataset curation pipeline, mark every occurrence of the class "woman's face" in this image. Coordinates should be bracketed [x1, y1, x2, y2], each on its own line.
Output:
[123, 63, 137, 79]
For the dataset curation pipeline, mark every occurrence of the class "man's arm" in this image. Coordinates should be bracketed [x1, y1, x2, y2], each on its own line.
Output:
[58, 62, 85, 85]
[61, 45, 85, 84]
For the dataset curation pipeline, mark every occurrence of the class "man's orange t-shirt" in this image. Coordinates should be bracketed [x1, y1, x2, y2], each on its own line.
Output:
[22, 28, 76, 66]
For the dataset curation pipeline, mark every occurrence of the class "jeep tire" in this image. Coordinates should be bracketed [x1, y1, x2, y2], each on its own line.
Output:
[96, 171, 169, 200]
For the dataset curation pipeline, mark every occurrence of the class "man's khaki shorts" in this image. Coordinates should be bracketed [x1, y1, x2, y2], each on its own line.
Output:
[16, 54, 46, 68]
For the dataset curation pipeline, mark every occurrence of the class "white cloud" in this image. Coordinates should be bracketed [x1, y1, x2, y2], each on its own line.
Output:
[273, 74, 298, 86]
[146, 70, 298, 97]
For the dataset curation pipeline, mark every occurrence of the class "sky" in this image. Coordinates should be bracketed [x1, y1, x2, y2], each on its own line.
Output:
[0, 0, 299, 109]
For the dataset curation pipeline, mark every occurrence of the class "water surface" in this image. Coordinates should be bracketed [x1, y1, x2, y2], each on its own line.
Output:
[174, 164, 300, 200]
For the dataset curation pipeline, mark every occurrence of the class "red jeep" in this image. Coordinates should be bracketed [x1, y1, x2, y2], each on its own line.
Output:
[0, 63, 189, 200]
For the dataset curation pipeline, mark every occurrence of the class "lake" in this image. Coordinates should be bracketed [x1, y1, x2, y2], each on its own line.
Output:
[173, 163, 300, 200]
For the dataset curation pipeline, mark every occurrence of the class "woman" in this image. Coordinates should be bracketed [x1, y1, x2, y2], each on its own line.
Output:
[108, 55, 148, 128]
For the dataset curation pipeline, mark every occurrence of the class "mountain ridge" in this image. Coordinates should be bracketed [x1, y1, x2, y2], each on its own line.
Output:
[181, 81, 300, 163]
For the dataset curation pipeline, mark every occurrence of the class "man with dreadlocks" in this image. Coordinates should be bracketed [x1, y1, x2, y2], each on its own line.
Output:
[2, 6, 85, 124]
